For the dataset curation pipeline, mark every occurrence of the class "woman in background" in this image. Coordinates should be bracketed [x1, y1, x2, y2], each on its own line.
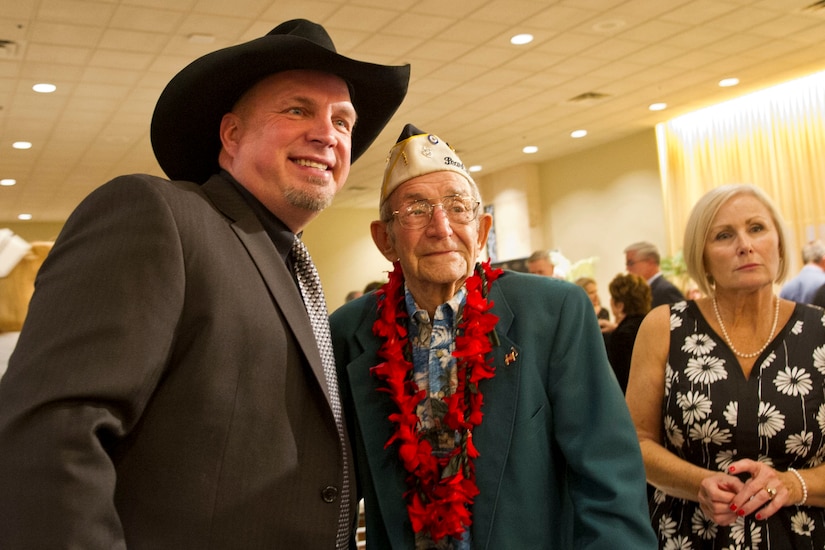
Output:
[627, 183, 825, 548]
[604, 273, 651, 393]
[575, 276, 610, 320]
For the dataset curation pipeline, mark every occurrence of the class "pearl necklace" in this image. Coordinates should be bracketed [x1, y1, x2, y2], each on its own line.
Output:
[711, 294, 780, 359]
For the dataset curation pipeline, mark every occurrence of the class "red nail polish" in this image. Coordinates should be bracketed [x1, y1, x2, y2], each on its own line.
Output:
[738, 509, 746, 516]
[730, 504, 737, 511]
[756, 514, 762, 520]
[729, 466, 736, 473]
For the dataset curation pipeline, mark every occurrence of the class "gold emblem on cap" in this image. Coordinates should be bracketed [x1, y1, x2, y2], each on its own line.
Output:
[379, 127, 475, 206]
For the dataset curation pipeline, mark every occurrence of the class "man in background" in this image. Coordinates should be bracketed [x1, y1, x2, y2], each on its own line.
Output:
[779, 240, 825, 304]
[624, 241, 684, 308]
[526, 249, 555, 276]
[0, 19, 408, 549]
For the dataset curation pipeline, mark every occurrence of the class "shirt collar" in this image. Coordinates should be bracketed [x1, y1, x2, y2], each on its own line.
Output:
[223, 170, 294, 263]
[404, 285, 467, 326]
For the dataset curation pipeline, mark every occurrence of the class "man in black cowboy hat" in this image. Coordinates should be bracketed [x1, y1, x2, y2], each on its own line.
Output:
[0, 19, 409, 549]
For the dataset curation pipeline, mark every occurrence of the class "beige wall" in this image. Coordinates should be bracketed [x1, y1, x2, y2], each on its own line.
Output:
[477, 163, 543, 261]
[302, 206, 391, 311]
[536, 128, 667, 303]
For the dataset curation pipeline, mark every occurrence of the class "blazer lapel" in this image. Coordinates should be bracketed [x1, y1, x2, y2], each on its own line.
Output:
[347, 320, 412, 549]
[201, 175, 331, 402]
[470, 284, 520, 550]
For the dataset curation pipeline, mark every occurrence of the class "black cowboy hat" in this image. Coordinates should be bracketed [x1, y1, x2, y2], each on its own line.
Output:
[151, 19, 410, 183]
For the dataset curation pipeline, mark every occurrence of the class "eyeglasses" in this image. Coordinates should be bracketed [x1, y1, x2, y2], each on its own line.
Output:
[626, 258, 649, 267]
[391, 195, 481, 229]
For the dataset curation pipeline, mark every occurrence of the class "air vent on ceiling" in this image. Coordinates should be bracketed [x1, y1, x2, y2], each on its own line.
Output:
[799, 0, 825, 17]
[564, 91, 611, 106]
[0, 40, 20, 59]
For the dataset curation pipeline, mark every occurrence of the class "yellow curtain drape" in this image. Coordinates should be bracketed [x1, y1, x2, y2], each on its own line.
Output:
[658, 70, 825, 271]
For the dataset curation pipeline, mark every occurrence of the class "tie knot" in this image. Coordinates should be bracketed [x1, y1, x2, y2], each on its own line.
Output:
[292, 237, 320, 296]
[292, 235, 307, 257]
[292, 236, 313, 270]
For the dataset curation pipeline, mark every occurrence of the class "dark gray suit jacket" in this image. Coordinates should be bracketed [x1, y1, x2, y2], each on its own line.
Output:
[0, 173, 354, 549]
[650, 273, 685, 308]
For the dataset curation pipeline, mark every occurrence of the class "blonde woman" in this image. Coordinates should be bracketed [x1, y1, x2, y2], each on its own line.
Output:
[627, 184, 825, 548]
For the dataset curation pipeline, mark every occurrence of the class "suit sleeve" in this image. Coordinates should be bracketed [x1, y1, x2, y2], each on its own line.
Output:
[547, 286, 657, 548]
[0, 175, 186, 549]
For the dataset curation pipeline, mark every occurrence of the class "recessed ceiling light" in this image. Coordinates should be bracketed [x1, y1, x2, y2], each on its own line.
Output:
[18, 213, 32, 221]
[649, 102, 668, 111]
[510, 33, 533, 45]
[32, 83, 56, 93]
[570, 129, 587, 139]
[12, 141, 32, 150]
[522, 145, 538, 154]
[1, 178, 16, 186]
[468, 165, 482, 173]
[719, 78, 739, 88]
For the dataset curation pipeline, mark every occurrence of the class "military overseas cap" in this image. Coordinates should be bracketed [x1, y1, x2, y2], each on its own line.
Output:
[380, 123, 475, 205]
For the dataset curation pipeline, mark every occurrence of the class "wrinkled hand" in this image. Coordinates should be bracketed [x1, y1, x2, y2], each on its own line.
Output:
[698, 471, 745, 526]
[725, 459, 791, 522]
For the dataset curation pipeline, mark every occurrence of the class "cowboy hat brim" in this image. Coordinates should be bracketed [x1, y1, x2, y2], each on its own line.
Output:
[151, 20, 410, 183]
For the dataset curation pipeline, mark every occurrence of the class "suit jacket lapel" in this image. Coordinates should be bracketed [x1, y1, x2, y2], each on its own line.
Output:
[346, 322, 412, 549]
[470, 286, 520, 549]
[201, 175, 331, 402]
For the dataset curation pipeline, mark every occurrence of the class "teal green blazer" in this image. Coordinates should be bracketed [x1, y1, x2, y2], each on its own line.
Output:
[330, 271, 656, 549]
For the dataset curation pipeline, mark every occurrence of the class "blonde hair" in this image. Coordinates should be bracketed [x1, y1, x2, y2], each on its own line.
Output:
[574, 276, 595, 288]
[683, 184, 789, 296]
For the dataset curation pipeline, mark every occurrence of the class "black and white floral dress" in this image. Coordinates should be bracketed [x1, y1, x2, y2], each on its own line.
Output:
[650, 300, 825, 549]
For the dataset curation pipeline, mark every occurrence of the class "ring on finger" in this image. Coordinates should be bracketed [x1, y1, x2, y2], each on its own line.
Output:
[764, 486, 777, 500]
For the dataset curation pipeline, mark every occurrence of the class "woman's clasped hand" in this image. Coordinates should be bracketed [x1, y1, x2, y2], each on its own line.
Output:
[699, 459, 801, 525]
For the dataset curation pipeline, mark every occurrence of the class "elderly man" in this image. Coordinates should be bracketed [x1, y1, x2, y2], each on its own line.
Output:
[624, 241, 685, 308]
[0, 20, 409, 549]
[330, 124, 656, 549]
[526, 249, 555, 276]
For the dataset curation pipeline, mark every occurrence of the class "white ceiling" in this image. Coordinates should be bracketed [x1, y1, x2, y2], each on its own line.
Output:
[2, 0, 825, 222]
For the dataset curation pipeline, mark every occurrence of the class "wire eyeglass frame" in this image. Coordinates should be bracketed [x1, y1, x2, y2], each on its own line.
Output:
[391, 194, 481, 229]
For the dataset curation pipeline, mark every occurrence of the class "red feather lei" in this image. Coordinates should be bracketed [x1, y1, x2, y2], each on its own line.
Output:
[371, 260, 502, 542]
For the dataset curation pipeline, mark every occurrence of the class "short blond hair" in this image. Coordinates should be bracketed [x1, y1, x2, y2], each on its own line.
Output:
[683, 184, 789, 296]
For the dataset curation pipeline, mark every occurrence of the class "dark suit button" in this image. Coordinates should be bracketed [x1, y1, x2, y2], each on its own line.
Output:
[321, 485, 339, 503]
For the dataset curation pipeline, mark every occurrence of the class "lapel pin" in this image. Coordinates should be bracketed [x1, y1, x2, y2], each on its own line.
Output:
[504, 347, 518, 366]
